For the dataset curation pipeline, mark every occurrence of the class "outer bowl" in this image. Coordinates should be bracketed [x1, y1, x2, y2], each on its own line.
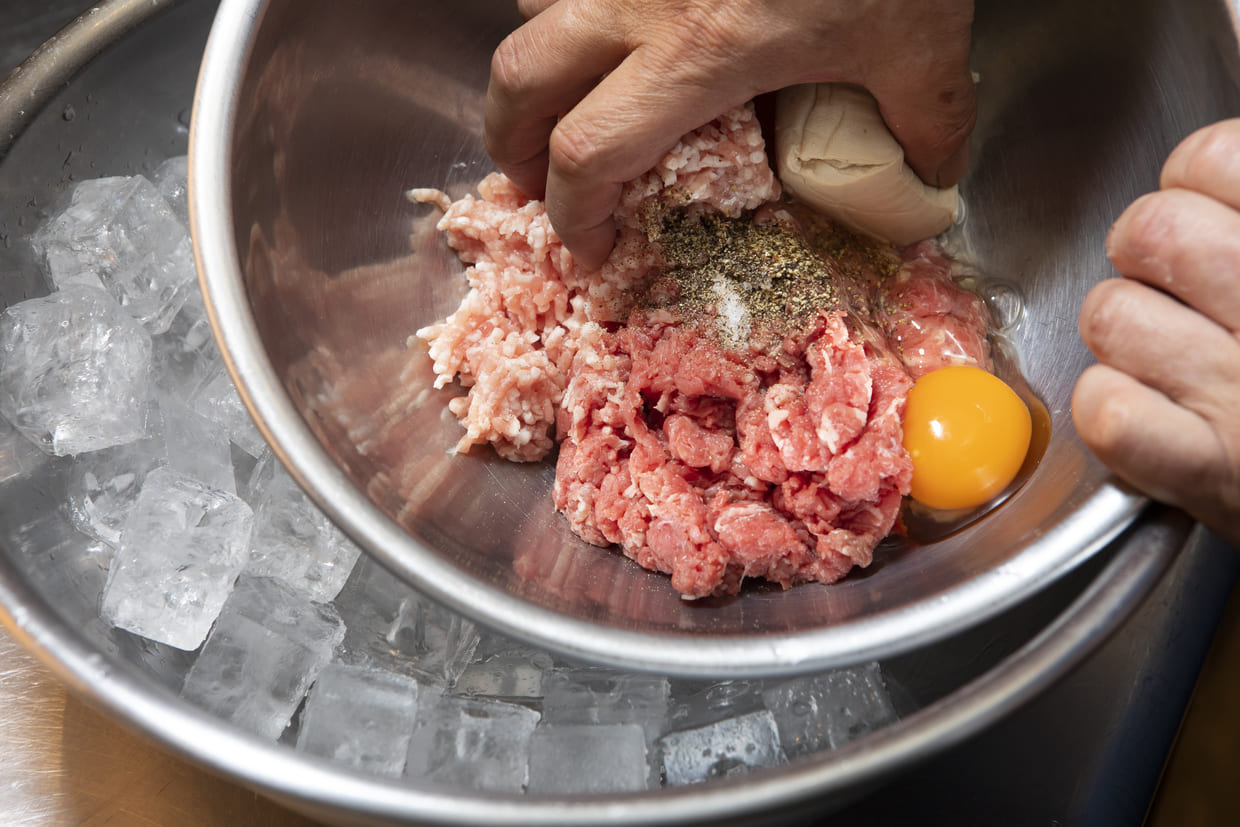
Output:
[192, 0, 1238, 676]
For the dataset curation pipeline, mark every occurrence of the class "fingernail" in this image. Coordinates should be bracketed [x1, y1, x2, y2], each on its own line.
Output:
[565, 223, 616, 272]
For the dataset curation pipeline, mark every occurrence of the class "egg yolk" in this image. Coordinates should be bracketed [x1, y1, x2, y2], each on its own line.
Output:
[902, 365, 1032, 511]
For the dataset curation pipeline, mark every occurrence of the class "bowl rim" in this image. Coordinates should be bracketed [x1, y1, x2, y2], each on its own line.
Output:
[189, 0, 1150, 678]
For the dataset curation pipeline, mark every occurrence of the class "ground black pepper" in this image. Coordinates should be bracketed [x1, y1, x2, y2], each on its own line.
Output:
[637, 202, 899, 348]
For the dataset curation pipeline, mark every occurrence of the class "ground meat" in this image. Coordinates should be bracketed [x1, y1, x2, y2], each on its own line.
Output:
[414, 102, 993, 598]
[551, 309, 919, 598]
[413, 105, 778, 461]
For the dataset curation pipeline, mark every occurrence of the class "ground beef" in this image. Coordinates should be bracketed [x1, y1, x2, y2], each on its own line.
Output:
[414, 103, 992, 598]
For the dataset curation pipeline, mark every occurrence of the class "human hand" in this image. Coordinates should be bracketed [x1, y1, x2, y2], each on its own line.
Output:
[486, 0, 977, 268]
[1074, 119, 1240, 547]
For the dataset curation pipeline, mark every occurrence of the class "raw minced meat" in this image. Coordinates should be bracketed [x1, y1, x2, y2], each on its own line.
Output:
[413, 102, 992, 598]
[412, 105, 778, 462]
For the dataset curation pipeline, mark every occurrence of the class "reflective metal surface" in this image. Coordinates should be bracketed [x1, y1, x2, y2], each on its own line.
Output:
[0, 3, 1225, 823]
[192, 0, 1240, 676]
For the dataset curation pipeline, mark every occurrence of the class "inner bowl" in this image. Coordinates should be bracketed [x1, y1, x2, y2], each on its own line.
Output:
[191, 0, 1236, 676]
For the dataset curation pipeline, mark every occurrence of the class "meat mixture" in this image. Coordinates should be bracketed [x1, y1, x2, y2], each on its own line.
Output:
[413, 104, 992, 598]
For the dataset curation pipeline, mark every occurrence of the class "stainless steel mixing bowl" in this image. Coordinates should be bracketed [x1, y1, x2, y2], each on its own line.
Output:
[0, 2, 1230, 822]
[191, 0, 1240, 676]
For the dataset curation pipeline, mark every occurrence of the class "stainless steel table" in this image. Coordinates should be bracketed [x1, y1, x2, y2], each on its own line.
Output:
[1, 4, 1236, 825]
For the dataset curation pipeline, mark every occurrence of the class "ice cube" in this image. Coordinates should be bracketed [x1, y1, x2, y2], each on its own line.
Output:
[333, 557, 478, 686]
[667, 679, 768, 731]
[100, 466, 253, 650]
[243, 452, 360, 601]
[296, 663, 420, 777]
[159, 394, 236, 494]
[151, 155, 189, 228]
[542, 667, 671, 738]
[151, 292, 221, 401]
[0, 413, 48, 486]
[180, 575, 346, 739]
[760, 662, 898, 756]
[658, 709, 786, 786]
[404, 694, 539, 793]
[0, 286, 152, 456]
[453, 635, 554, 701]
[192, 365, 268, 459]
[541, 666, 670, 788]
[32, 175, 195, 334]
[527, 723, 650, 794]
[64, 428, 167, 546]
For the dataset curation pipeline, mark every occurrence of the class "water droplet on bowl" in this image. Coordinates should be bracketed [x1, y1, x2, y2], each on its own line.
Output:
[984, 280, 1025, 331]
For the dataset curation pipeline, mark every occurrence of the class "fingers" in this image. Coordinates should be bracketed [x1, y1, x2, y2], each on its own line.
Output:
[486, 1, 629, 198]
[1081, 120, 1240, 541]
[487, 0, 981, 265]
[1106, 187, 1240, 332]
[517, 0, 559, 19]
[870, 53, 976, 187]
[1160, 118, 1240, 210]
[866, 3, 976, 187]
[1072, 364, 1228, 508]
[543, 47, 755, 267]
[1078, 278, 1240, 421]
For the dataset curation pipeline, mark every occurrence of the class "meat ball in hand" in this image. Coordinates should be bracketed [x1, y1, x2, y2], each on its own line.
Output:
[1074, 119, 1240, 548]
[486, 0, 977, 268]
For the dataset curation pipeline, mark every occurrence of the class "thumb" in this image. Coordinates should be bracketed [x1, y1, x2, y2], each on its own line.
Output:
[871, 65, 977, 189]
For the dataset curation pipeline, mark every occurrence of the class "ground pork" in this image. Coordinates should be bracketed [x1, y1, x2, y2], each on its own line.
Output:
[413, 102, 992, 598]
[412, 105, 778, 461]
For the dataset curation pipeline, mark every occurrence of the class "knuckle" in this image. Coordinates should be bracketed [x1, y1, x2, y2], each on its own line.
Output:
[1077, 279, 1130, 350]
[547, 118, 602, 181]
[640, 4, 743, 81]
[919, 97, 976, 161]
[1111, 192, 1178, 264]
[1167, 120, 1240, 189]
[935, 85, 978, 144]
[516, 0, 546, 19]
[489, 30, 533, 100]
[1074, 373, 1132, 458]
